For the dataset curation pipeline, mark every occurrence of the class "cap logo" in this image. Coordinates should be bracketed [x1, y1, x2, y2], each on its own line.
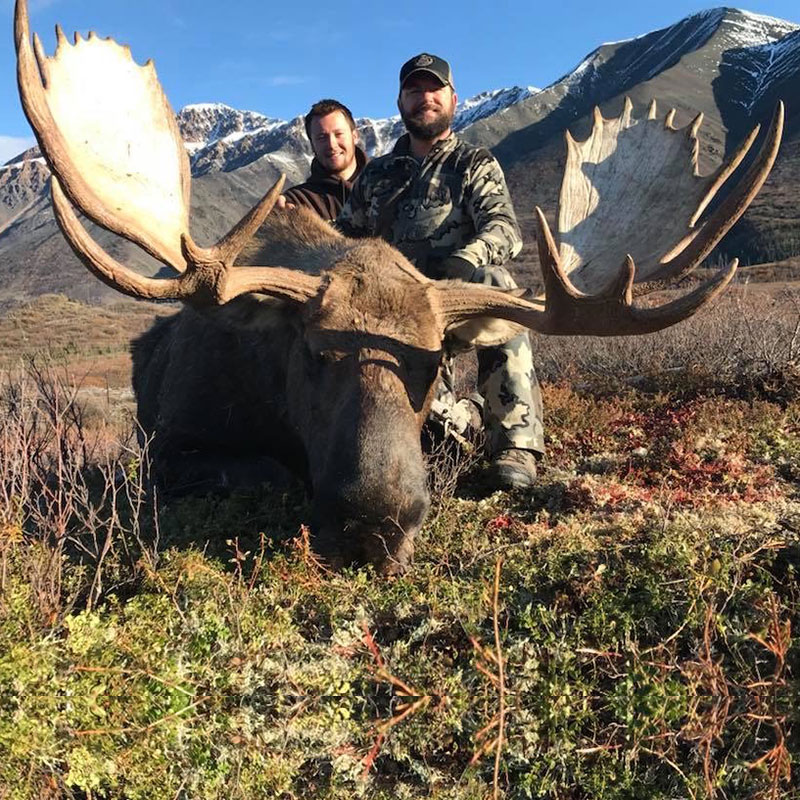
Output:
[415, 54, 434, 67]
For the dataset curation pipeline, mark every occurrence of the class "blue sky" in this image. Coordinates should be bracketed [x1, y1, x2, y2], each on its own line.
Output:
[1, 0, 798, 161]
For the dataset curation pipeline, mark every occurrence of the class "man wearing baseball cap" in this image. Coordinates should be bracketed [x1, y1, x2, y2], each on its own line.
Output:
[338, 54, 544, 489]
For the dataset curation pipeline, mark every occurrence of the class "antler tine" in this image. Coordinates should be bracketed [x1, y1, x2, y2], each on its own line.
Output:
[16, 1, 51, 136]
[535, 206, 581, 300]
[686, 112, 704, 174]
[33, 32, 50, 81]
[631, 260, 738, 330]
[604, 255, 635, 303]
[54, 24, 67, 49]
[54, 177, 322, 306]
[655, 101, 783, 284]
[621, 96, 634, 127]
[208, 175, 286, 265]
[689, 122, 760, 227]
[52, 178, 181, 300]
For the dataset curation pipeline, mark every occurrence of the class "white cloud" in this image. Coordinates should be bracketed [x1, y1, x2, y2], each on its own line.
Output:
[0, 135, 35, 164]
[266, 76, 310, 87]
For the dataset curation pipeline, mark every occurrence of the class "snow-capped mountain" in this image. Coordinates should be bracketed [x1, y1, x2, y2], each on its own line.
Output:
[179, 87, 541, 177]
[561, 8, 797, 106]
[177, 103, 285, 155]
[462, 8, 798, 160]
[1, 7, 798, 303]
[354, 115, 404, 159]
[454, 87, 540, 129]
[718, 23, 800, 116]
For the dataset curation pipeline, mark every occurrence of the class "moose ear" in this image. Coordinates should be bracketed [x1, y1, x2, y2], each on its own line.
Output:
[445, 317, 527, 348]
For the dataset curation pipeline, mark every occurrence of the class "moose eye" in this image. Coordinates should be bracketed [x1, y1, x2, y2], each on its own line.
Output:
[314, 349, 346, 364]
[402, 354, 442, 409]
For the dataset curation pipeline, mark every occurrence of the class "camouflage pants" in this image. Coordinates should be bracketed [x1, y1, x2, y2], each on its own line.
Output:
[434, 265, 545, 456]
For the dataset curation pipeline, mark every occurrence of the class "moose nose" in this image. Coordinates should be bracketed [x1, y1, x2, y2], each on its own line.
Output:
[334, 480, 430, 537]
[311, 469, 430, 573]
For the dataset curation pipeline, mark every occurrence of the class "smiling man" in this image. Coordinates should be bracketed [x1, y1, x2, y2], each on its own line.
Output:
[281, 99, 367, 220]
[338, 54, 545, 490]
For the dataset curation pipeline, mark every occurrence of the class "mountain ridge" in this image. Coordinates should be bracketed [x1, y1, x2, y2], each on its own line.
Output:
[0, 6, 798, 303]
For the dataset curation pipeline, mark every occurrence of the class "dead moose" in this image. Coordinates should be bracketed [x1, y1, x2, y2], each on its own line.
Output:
[15, 0, 783, 573]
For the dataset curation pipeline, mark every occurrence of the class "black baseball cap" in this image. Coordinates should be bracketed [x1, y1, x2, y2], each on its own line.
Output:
[399, 53, 453, 89]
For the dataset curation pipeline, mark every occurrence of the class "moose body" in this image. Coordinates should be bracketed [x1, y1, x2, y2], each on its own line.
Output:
[132, 310, 308, 487]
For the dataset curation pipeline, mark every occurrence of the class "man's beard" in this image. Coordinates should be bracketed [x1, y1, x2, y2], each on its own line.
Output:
[401, 105, 454, 140]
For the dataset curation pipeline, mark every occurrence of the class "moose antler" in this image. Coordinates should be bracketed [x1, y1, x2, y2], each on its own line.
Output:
[14, 0, 321, 305]
[438, 98, 783, 336]
[558, 97, 782, 292]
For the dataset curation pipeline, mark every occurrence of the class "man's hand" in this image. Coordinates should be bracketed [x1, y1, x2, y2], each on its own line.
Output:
[427, 255, 476, 281]
[276, 195, 297, 211]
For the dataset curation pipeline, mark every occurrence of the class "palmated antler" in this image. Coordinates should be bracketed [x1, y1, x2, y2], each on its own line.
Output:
[438, 98, 783, 337]
[14, 0, 320, 306]
[557, 97, 783, 292]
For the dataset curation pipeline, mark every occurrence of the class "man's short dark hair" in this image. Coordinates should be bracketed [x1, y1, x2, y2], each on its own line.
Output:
[304, 99, 356, 139]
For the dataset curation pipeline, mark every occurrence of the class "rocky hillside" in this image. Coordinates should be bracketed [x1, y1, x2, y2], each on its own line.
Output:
[0, 7, 797, 303]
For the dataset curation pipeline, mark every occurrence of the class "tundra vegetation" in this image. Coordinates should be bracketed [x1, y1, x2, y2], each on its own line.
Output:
[0, 286, 798, 799]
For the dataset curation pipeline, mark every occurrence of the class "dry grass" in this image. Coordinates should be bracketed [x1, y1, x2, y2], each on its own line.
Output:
[0, 294, 173, 384]
[531, 285, 800, 402]
[0, 364, 153, 622]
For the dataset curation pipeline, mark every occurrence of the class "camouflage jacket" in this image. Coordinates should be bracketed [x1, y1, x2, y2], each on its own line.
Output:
[337, 133, 522, 276]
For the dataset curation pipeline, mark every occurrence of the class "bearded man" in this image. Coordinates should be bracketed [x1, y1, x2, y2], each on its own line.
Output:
[338, 54, 544, 489]
[280, 98, 367, 220]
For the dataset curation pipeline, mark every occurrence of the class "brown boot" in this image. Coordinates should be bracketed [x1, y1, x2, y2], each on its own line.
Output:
[488, 448, 538, 490]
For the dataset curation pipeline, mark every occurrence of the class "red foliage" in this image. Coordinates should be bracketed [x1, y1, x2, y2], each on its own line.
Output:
[487, 514, 514, 531]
